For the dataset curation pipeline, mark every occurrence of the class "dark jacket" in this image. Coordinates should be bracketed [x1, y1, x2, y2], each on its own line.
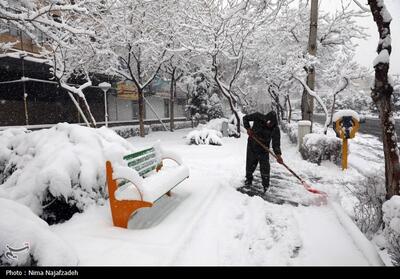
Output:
[243, 111, 281, 156]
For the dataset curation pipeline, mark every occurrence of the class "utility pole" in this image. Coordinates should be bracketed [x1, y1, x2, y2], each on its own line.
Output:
[301, 0, 318, 125]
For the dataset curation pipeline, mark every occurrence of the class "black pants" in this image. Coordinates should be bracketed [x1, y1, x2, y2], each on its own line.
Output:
[246, 141, 270, 189]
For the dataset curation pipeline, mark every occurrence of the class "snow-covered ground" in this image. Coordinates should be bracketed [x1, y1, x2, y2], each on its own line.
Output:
[42, 127, 386, 266]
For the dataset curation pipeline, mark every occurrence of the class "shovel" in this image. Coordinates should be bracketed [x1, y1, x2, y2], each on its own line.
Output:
[249, 133, 328, 199]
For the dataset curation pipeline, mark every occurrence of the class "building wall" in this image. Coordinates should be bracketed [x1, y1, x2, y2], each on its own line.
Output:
[107, 95, 137, 121]
[107, 94, 186, 122]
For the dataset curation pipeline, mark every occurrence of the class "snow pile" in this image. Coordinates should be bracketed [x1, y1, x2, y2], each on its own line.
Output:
[300, 133, 342, 165]
[186, 128, 223, 146]
[280, 121, 298, 144]
[382, 195, 400, 266]
[0, 198, 78, 266]
[0, 123, 137, 224]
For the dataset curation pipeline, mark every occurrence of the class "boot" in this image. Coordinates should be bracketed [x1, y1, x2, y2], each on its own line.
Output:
[261, 176, 270, 193]
[244, 179, 252, 187]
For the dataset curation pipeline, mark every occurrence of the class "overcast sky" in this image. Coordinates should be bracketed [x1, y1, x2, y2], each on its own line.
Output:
[320, 0, 400, 76]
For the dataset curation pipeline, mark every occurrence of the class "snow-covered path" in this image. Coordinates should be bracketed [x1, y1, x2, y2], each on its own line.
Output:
[52, 128, 376, 265]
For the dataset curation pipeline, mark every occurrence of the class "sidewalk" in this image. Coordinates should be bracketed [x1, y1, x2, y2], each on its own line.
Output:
[51, 128, 380, 265]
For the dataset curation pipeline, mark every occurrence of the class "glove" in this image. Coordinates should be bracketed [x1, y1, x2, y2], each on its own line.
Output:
[276, 155, 284, 165]
[247, 129, 254, 137]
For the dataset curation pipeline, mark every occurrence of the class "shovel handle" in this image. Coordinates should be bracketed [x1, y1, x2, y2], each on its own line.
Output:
[250, 134, 303, 182]
[249, 133, 326, 196]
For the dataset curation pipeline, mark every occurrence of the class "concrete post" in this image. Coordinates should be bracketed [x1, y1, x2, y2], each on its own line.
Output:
[298, 120, 312, 150]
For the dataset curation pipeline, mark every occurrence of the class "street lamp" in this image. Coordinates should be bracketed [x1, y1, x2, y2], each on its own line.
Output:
[99, 82, 111, 127]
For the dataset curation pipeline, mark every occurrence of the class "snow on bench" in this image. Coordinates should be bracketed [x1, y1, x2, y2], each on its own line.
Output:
[106, 142, 189, 228]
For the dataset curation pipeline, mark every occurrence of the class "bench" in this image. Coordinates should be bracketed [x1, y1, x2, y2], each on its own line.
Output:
[106, 142, 189, 228]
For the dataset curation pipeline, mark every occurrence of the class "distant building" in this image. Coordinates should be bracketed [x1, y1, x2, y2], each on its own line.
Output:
[107, 79, 187, 123]
[0, 4, 187, 127]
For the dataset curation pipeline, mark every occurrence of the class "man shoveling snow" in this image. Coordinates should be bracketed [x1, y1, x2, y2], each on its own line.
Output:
[243, 111, 284, 193]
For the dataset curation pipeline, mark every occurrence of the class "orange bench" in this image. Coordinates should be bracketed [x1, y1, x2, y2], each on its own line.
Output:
[106, 144, 189, 228]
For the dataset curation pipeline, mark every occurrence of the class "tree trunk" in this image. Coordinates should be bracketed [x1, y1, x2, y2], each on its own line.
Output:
[368, 0, 400, 199]
[329, 93, 337, 128]
[169, 68, 176, 132]
[79, 96, 97, 128]
[286, 94, 292, 123]
[301, 0, 318, 126]
[138, 88, 145, 137]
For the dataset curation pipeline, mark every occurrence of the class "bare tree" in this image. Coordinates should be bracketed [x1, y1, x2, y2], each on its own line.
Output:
[368, 0, 400, 199]
[105, 0, 173, 137]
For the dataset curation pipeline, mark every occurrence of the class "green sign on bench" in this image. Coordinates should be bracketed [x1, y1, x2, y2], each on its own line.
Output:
[123, 147, 161, 177]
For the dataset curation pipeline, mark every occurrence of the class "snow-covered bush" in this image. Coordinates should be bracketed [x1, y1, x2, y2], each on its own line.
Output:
[0, 123, 137, 224]
[280, 121, 298, 144]
[186, 129, 223, 146]
[201, 118, 240, 137]
[112, 125, 150, 138]
[353, 174, 386, 239]
[382, 195, 400, 266]
[300, 133, 342, 165]
[0, 198, 78, 266]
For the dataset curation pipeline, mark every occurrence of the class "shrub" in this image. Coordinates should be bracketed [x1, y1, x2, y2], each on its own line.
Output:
[0, 123, 136, 224]
[353, 174, 386, 239]
[300, 133, 342, 165]
[382, 195, 400, 266]
[280, 121, 298, 144]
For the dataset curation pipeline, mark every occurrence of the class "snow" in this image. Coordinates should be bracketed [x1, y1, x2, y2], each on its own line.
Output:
[373, 49, 390, 66]
[112, 164, 144, 188]
[0, 118, 392, 266]
[0, 198, 78, 266]
[42, 128, 385, 265]
[186, 128, 223, 145]
[377, 0, 392, 23]
[330, 201, 385, 265]
[383, 196, 400, 234]
[116, 165, 189, 203]
[298, 120, 312, 126]
[332, 110, 361, 122]
[302, 133, 340, 146]
[0, 123, 136, 218]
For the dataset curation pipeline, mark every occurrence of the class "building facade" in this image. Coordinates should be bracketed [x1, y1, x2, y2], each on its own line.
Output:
[0, 3, 188, 127]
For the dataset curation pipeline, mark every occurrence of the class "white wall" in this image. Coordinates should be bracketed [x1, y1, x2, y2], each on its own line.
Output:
[108, 94, 186, 121]
[108, 95, 136, 121]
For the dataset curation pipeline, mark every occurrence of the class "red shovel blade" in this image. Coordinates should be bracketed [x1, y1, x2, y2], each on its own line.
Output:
[301, 180, 327, 196]
[301, 181, 328, 206]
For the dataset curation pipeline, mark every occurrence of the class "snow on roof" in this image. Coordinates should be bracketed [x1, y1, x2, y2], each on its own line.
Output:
[332, 110, 360, 122]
